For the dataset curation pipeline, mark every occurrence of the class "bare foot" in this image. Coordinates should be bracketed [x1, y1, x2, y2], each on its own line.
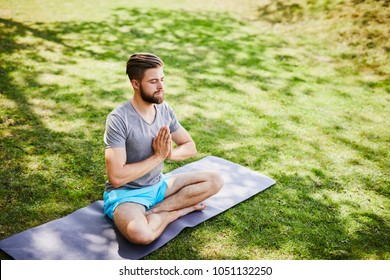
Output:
[175, 203, 206, 218]
[146, 203, 206, 216]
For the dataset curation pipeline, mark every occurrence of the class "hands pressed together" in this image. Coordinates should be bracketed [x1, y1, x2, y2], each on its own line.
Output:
[153, 126, 172, 160]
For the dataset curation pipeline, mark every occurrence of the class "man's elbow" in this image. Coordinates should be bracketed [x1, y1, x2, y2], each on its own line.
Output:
[110, 181, 122, 188]
[190, 142, 197, 157]
[107, 175, 123, 188]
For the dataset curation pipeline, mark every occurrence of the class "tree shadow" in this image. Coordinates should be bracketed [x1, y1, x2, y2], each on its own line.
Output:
[0, 18, 109, 240]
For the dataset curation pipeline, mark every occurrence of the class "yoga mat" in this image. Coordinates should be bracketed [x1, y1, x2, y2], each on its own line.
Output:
[0, 156, 275, 260]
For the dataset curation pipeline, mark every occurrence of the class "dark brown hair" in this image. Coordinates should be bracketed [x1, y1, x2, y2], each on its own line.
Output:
[126, 53, 164, 82]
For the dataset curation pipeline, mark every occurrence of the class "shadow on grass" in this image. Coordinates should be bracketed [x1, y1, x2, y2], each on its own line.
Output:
[1, 8, 273, 234]
[0, 18, 110, 238]
[1, 7, 388, 259]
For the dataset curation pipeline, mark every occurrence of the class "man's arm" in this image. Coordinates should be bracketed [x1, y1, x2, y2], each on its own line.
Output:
[168, 126, 197, 161]
[105, 126, 171, 188]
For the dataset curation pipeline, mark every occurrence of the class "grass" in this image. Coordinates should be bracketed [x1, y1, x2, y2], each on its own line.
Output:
[0, 0, 389, 259]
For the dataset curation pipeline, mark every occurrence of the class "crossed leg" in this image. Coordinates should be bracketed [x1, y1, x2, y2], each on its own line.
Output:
[113, 171, 223, 244]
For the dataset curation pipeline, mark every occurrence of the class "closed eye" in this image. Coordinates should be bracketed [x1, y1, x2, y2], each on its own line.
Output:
[149, 77, 164, 84]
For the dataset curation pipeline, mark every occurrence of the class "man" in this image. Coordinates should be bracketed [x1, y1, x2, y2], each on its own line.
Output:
[103, 53, 224, 245]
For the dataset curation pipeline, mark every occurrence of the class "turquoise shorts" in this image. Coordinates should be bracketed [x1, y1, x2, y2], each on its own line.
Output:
[103, 177, 169, 220]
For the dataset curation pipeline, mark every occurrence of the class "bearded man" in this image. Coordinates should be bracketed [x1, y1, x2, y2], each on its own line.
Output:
[103, 53, 224, 244]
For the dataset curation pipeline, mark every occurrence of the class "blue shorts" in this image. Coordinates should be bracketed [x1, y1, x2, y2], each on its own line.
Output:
[103, 177, 169, 220]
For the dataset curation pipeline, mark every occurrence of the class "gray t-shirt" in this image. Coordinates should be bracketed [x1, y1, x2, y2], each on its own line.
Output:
[104, 101, 181, 191]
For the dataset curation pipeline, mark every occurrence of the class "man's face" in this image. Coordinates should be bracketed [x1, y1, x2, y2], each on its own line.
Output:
[139, 67, 165, 104]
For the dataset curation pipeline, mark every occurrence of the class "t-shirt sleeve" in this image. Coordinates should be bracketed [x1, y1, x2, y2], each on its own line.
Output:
[166, 103, 181, 133]
[104, 113, 127, 148]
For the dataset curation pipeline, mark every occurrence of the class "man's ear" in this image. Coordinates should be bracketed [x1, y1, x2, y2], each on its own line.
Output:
[131, 79, 140, 90]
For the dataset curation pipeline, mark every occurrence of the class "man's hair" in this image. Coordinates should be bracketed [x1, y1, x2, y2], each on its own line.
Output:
[126, 53, 164, 82]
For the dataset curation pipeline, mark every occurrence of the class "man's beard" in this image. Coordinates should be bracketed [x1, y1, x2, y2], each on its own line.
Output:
[140, 85, 164, 104]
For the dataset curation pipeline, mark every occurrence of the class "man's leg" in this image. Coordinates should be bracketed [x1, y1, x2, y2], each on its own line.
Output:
[148, 171, 224, 214]
[114, 171, 223, 245]
[114, 202, 205, 245]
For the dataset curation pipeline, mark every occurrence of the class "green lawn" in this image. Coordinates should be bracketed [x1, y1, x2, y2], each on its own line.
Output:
[0, 0, 389, 259]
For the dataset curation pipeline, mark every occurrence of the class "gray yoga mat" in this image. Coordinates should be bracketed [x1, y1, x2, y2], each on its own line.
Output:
[0, 156, 275, 260]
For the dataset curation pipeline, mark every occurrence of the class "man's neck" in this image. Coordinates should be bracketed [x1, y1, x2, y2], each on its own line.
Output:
[131, 95, 154, 114]
[130, 96, 156, 124]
